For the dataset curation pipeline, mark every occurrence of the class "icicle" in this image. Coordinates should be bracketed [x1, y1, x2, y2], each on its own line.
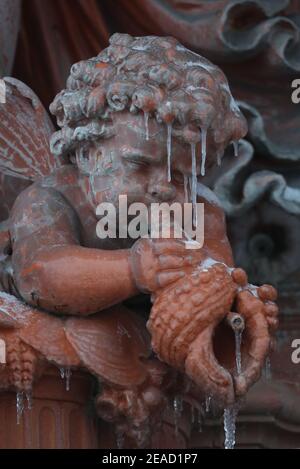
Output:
[184, 174, 189, 203]
[60, 367, 65, 379]
[190, 143, 197, 227]
[26, 390, 33, 410]
[89, 150, 101, 176]
[89, 174, 98, 207]
[76, 150, 82, 171]
[233, 140, 239, 157]
[173, 396, 181, 416]
[167, 123, 172, 182]
[116, 429, 124, 449]
[16, 392, 24, 425]
[173, 396, 182, 436]
[76, 147, 89, 174]
[264, 356, 272, 380]
[65, 367, 72, 391]
[235, 330, 242, 375]
[224, 405, 239, 449]
[217, 152, 222, 167]
[197, 409, 203, 433]
[200, 128, 207, 176]
[191, 406, 195, 425]
[144, 111, 149, 140]
[178, 396, 183, 412]
[184, 379, 191, 394]
[205, 395, 211, 413]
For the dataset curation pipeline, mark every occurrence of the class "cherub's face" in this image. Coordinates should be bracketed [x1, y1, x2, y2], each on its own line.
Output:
[87, 111, 215, 209]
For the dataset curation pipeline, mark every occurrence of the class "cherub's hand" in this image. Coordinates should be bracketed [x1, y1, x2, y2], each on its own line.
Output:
[148, 261, 279, 406]
[232, 273, 278, 396]
[130, 238, 205, 293]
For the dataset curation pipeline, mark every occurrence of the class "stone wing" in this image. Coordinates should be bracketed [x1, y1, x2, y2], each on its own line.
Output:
[0, 77, 63, 181]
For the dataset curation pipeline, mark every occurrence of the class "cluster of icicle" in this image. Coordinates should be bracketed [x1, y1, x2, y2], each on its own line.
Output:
[151, 257, 275, 449]
[15, 367, 72, 425]
[49, 33, 247, 213]
[169, 328, 242, 449]
[223, 315, 272, 449]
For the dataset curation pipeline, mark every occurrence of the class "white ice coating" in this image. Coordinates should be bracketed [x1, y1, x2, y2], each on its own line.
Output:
[220, 83, 241, 116]
[184, 59, 215, 74]
[132, 45, 149, 51]
[196, 257, 233, 274]
[0, 291, 30, 317]
[200, 128, 207, 176]
[235, 330, 242, 375]
[197, 258, 260, 299]
[167, 123, 172, 182]
[224, 405, 239, 449]
[184, 174, 189, 203]
[247, 284, 259, 298]
[144, 111, 149, 140]
[190, 142, 197, 227]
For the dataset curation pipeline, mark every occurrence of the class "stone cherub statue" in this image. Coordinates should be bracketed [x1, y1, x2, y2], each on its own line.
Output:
[0, 33, 278, 447]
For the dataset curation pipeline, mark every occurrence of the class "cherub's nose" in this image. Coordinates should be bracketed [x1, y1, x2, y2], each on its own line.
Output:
[148, 179, 176, 202]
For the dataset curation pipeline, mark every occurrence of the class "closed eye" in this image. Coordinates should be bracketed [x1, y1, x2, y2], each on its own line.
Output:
[126, 158, 149, 168]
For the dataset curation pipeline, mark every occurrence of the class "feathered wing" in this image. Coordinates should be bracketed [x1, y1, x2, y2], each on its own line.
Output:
[0, 77, 62, 181]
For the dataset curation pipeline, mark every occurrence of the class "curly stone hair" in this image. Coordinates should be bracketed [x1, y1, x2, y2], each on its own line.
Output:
[49, 33, 247, 166]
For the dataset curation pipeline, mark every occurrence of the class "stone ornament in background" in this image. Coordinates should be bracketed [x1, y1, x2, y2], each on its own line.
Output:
[0, 33, 278, 448]
[102, 0, 300, 162]
[13, 0, 300, 163]
[0, 0, 20, 75]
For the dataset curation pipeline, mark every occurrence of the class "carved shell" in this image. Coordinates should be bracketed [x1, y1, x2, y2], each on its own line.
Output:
[65, 305, 151, 386]
[148, 263, 237, 401]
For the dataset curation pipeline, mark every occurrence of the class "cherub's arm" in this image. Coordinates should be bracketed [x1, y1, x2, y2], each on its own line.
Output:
[10, 184, 138, 315]
[10, 184, 198, 315]
[200, 195, 234, 267]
